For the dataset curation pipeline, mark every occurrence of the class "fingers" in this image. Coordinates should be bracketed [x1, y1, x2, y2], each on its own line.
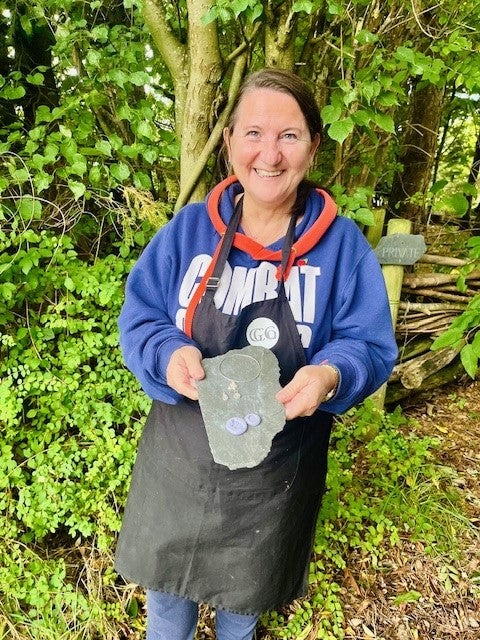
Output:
[276, 365, 336, 421]
[166, 346, 205, 400]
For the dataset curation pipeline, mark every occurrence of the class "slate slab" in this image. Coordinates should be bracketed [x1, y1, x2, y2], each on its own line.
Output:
[196, 345, 286, 470]
[374, 233, 426, 265]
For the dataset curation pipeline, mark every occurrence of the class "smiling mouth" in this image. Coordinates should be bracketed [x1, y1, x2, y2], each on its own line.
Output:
[254, 169, 283, 177]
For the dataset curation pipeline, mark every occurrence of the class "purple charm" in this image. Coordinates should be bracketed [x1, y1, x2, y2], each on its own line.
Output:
[225, 417, 248, 436]
[245, 413, 261, 427]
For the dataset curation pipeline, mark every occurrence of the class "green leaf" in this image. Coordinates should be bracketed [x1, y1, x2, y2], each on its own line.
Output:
[137, 121, 154, 138]
[461, 182, 477, 197]
[64, 276, 74, 291]
[17, 197, 42, 220]
[129, 72, 150, 87]
[328, 118, 354, 144]
[86, 50, 102, 67]
[201, 6, 218, 25]
[321, 104, 342, 125]
[95, 140, 112, 156]
[1, 85, 26, 100]
[429, 179, 448, 195]
[108, 69, 128, 88]
[460, 344, 478, 379]
[133, 171, 152, 190]
[440, 193, 469, 217]
[91, 25, 109, 42]
[33, 172, 51, 193]
[352, 110, 371, 127]
[292, 0, 314, 13]
[354, 208, 375, 226]
[393, 590, 422, 605]
[60, 138, 78, 161]
[89, 165, 102, 184]
[68, 180, 86, 200]
[11, 168, 30, 182]
[373, 112, 395, 134]
[471, 332, 480, 357]
[143, 147, 158, 164]
[395, 46, 416, 64]
[431, 328, 464, 351]
[26, 73, 44, 86]
[356, 29, 378, 45]
[35, 105, 54, 124]
[109, 163, 130, 182]
[127, 597, 139, 619]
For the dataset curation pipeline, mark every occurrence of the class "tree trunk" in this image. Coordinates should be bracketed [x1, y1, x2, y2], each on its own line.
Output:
[144, 0, 223, 203]
[264, 2, 296, 70]
[180, 0, 222, 201]
[388, 81, 445, 230]
[464, 122, 480, 231]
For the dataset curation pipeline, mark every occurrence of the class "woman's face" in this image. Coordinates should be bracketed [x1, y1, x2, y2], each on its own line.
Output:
[223, 88, 320, 215]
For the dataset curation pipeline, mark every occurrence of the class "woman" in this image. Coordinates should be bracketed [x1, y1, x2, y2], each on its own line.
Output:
[115, 68, 397, 639]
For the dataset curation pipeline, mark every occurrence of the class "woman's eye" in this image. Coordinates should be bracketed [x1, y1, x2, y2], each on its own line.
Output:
[245, 130, 260, 139]
[282, 132, 298, 141]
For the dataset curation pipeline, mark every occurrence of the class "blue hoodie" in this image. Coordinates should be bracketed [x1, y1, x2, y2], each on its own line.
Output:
[118, 179, 397, 414]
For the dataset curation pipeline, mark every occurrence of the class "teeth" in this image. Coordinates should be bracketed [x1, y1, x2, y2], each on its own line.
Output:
[255, 169, 282, 177]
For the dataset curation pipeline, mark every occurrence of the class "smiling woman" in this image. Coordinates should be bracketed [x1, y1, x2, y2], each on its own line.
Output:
[115, 68, 398, 640]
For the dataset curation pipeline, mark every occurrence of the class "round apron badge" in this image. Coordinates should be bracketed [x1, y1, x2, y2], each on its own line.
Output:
[196, 345, 286, 470]
[245, 317, 280, 349]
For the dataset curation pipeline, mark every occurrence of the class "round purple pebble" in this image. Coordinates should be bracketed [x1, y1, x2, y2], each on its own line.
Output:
[245, 413, 261, 427]
[225, 417, 248, 436]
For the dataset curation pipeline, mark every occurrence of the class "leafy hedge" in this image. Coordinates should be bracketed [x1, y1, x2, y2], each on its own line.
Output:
[0, 219, 150, 636]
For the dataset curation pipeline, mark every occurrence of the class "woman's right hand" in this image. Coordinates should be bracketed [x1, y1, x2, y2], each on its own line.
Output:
[166, 345, 205, 400]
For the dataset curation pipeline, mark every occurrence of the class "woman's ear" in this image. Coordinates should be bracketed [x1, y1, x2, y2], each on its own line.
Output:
[223, 127, 231, 158]
[310, 132, 321, 158]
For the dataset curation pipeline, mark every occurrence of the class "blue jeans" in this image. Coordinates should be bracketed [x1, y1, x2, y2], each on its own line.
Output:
[146, 590, 258, 640]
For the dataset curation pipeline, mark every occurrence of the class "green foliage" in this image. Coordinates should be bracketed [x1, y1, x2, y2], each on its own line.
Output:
[0, 0, 177, 229]
[326, 183, 375, 225]
[0, 222, 151, 543]
[0, 208, 153, 634]
[259, 401, 472, 638]
[431, 238, 480, 378]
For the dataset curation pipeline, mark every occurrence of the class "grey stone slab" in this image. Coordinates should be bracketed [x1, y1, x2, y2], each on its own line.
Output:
[196, 346, 286, 470]
[374, 233, 426, 265]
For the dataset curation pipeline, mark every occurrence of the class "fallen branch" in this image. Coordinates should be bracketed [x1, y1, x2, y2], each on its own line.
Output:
[418, 254, 470, 267]
[402, 287, 471, 303]
[397, 336, 434, 363]
[398, 343, 464, 389]
[403, 271, 480, 287]
[397, 314, 458, 333]
[386, 358, 465, 403]
[398, 301, 467, 311]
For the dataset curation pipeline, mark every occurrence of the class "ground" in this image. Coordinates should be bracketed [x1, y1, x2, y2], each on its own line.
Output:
[326, 379, 479, 640]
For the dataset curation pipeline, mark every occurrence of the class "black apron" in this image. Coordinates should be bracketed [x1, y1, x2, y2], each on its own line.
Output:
[114, 200, 333, 615]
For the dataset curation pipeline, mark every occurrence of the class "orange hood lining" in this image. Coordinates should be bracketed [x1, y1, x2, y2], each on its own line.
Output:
[206, 175, 337, 262]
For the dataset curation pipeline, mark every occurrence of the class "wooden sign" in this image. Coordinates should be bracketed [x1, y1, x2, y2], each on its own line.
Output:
[374, 233, 426, 265]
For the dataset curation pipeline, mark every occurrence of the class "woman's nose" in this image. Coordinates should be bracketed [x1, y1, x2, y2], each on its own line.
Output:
[258, 138, 282, 164]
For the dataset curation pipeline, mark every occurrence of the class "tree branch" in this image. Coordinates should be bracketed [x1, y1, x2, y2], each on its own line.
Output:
[143, 0, 187, 82]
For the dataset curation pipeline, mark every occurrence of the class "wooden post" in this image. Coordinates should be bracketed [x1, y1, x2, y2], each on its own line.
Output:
[364, 207, 386, 248]
[370, 217, 412, 410]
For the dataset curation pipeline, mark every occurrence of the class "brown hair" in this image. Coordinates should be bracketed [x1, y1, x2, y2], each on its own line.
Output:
[226, 68, 323, 141]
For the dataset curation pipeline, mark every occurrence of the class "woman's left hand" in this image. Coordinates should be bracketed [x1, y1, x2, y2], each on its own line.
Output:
[276, 365, 338, 421]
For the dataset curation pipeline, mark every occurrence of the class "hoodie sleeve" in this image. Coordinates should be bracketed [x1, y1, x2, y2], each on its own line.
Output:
[118, 225, 200, 404]
[310, 248, 398, 415]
